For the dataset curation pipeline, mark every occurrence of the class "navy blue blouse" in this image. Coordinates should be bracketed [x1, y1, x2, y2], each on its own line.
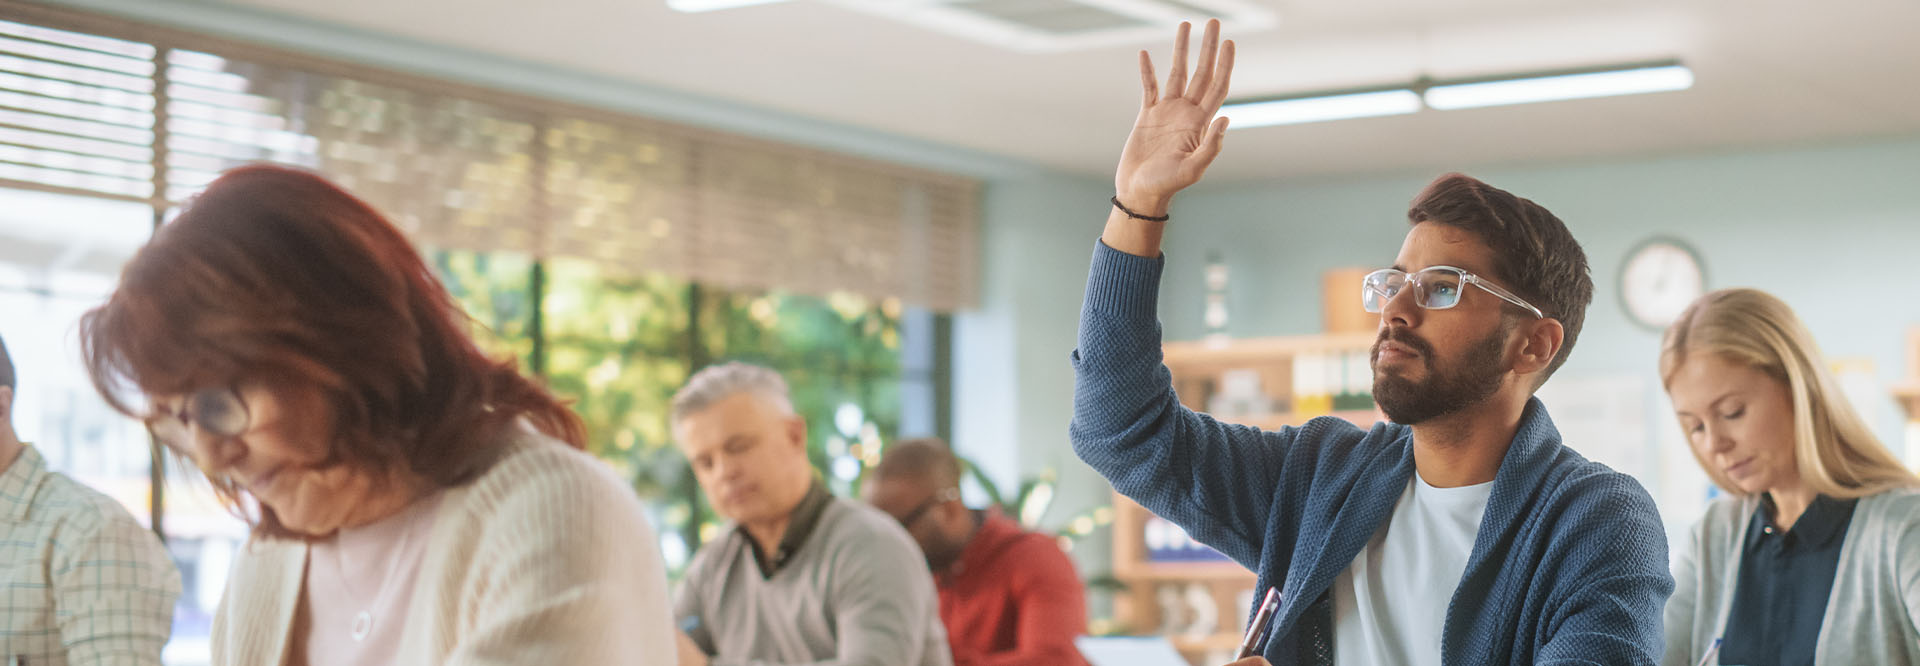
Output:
[1716, 494, 1857, 666]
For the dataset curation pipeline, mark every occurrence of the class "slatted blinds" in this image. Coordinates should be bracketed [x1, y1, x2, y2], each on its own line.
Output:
[0, 3, 983, 310]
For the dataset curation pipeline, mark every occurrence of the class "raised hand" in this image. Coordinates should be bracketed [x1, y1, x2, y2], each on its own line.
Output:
[1114, 19, 1236, 217]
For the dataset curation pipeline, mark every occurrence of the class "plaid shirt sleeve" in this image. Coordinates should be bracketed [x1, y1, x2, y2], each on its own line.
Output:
[2, 445, 182, 666]
[51, 501, 182, 666]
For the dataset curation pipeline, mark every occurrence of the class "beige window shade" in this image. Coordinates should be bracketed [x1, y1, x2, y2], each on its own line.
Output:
[162, 52, 550, 255]
[690, 133, 980, 308]
[540, 116, 699, 281]
[0, 2, 981, 311]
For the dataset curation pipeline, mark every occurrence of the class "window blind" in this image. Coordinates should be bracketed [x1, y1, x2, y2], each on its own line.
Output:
[0, 1, 982, 311]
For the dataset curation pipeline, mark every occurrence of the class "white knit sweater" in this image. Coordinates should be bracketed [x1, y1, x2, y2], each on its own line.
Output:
[210, 425, 676, 665]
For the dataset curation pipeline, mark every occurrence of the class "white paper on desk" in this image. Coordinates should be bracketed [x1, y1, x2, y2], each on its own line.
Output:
[1074, 636, 1190, 666]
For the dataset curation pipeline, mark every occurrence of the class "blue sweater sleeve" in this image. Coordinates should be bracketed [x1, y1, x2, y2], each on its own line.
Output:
[1069, 240, 1302, 568]
[1535, 475, 1675, 666]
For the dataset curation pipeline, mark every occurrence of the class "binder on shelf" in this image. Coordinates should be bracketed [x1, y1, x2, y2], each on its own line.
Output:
[1143, 515, 1233, 564]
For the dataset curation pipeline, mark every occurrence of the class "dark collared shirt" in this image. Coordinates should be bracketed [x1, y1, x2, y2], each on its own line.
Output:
[740, 478, 833, 578]
[1719, 493, 1857, 666]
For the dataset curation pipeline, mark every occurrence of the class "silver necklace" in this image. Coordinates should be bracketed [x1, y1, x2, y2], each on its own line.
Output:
[330, 507, 421, 642]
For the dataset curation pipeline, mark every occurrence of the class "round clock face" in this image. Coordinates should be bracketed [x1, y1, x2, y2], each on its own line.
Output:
[1621, 238, 1706, 331]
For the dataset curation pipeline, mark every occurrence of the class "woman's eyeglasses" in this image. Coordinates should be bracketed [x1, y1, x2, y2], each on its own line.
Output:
[144, 387, 251, 454]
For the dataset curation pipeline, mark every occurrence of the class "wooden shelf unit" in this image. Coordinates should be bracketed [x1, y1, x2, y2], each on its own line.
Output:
[1111, 492, 1255, 666]
[1896, 327, 1920, 420]
[1894, 381, 1920, 421]
[1112, 333, 1381, 665]
[1162, 333, 1383, 425]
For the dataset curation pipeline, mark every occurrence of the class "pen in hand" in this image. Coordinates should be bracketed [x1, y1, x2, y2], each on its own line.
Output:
[1693, 638, 1722, 666]
[1235, 587, 1283, 660]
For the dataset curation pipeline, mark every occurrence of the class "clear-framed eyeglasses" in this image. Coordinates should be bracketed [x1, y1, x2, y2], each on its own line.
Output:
[1362, 266, 1544, 319]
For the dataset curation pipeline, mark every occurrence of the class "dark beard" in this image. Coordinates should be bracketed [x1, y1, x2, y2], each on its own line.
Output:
[924, 534, 968, 573]
[1371, 325, 1509, 425]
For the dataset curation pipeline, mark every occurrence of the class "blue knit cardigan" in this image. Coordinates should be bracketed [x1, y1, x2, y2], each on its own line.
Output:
[1070, 242, 1673, 665]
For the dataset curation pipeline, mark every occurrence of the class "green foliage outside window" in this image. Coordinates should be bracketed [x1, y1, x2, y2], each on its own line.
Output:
[431, 250, 905, 574]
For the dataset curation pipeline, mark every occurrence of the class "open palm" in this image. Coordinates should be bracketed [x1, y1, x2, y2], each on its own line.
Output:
[1115, 19, 1236, 213]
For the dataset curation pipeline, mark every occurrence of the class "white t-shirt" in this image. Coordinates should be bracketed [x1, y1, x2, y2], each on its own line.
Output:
[1332, 473, 1493, 666]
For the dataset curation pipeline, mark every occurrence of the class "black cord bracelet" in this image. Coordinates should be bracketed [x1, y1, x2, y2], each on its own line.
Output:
[1111, 196, 1170, 222]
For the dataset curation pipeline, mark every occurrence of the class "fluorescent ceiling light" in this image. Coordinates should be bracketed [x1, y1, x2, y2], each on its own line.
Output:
[667, 0, 789, 13]
[1423, 64, 1693, 110]
[1222, 90, 1422, 128]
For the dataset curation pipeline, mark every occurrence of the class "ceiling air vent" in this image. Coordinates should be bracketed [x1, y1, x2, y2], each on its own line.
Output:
[824, 0, 1276, 53]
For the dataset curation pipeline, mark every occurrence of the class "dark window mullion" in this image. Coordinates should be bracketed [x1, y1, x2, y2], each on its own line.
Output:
[146, 43, 169, 544]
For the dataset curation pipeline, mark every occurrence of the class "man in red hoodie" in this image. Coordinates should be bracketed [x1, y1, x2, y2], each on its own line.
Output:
[865, 439, 1091, 666]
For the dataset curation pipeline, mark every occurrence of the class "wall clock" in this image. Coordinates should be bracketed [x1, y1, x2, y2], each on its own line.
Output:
[1620, 236, 1706, 332]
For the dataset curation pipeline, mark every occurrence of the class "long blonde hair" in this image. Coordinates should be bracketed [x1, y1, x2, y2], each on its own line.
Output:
[1659, 288, 1918, 498]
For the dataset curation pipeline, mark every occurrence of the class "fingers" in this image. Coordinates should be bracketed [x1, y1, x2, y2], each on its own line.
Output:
[1165, 21, 1190, 100]
[1200, 39, 1236, 113]
[1139, 50, 1158, 108]
[1187, 19, 1221, 102]
[1192, 116, 1230, 167]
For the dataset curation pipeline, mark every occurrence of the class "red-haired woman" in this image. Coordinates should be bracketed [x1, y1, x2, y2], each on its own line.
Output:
[81, 165, 674, 665]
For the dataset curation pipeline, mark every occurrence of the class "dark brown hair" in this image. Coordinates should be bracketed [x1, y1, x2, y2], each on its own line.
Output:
[870, 437, 963, 490]
[1407, 173, 1593, 381]
[81, 164, 585, 537]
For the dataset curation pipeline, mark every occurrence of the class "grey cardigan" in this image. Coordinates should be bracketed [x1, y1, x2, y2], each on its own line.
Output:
[1662, 488, 1920, 666]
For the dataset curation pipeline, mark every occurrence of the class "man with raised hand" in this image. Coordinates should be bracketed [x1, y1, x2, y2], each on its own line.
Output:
[1071, 19, 1672, 666]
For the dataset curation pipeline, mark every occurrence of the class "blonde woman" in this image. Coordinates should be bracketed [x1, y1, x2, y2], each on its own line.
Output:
[1660, 288, 1920, 666]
